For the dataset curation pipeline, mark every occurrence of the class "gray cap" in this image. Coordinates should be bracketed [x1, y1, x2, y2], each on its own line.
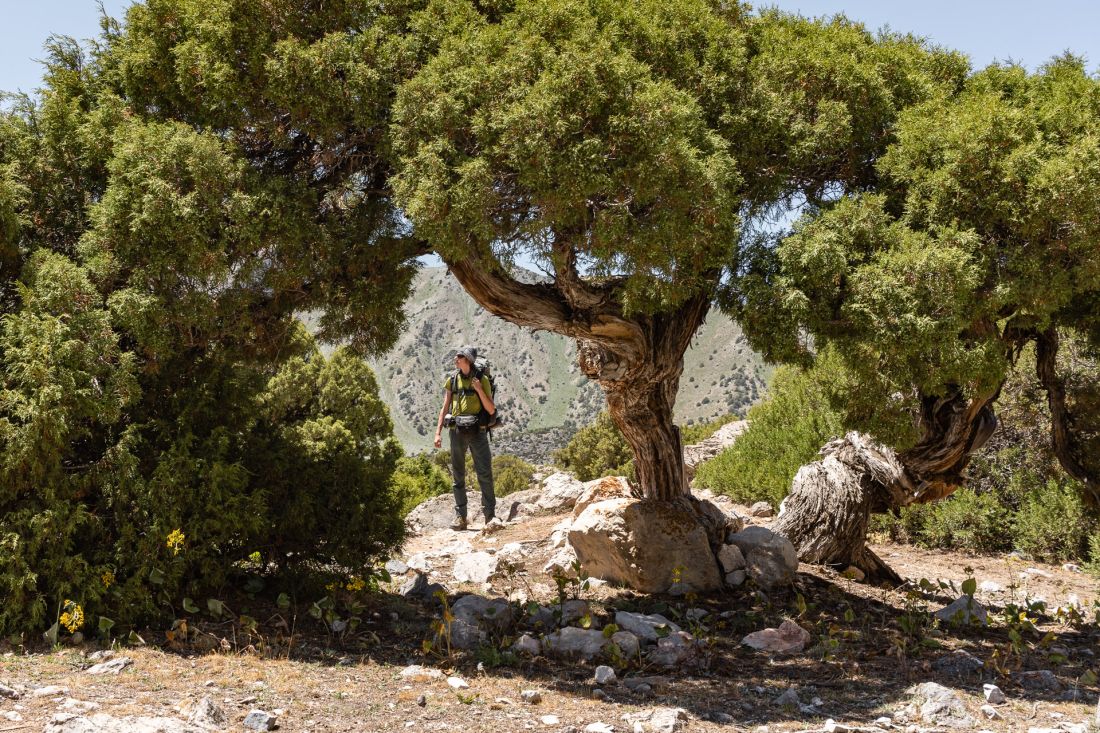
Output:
[456, 345, 478, 363]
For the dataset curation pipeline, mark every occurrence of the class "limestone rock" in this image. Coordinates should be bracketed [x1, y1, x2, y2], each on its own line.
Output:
[513, 634, 541, 656]
[243, 710, 278, 731]
[0, 683, 20, 699]
[572, 476, 634, 520]
[725, 569, 747, 587]
[647, 631, 700, 668]
[86, 656, 132, 675]
[536, 472, 587, 512]
[741, 620, 811, 654]
[614, 611, 681, 643]
[385, 558, 409, 576]
[906, 682, 975, 729]
[500, 488, 544, 520]
[622, 706, 691, 733]
[182, 696, 227, 727]
[520, 689, 542, 704]
[447, 676, 469, 690]
[399, 572, 445, 601]
[594, 665, 617, 685]
[682, 420, 749, 478]
[400, 665, 445, 681]
[983, 684, 1005, 704]
[727, 526, 798, 588]
[45, 713, 209, 733]
[543, 627, 609, 660]
[717, 544, 746, 574]
[750, 501, 775, 518]
[1014, 669, 1062, 692]
[569, 498, 721, 593]
[611, 631, 641, 659]
[932, 649, 985, 675]
[453, 552, 501, 584]
[543, 545, 579, 579]
[935, 595, 988, 626]
[481, 517, 506, 535]
[406, 490, 482, 533]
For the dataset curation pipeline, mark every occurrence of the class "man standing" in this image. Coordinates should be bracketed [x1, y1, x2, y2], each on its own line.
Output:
[434, 346, 496, 530]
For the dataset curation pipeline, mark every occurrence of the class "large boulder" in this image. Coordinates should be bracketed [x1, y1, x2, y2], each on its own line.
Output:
[452, 552, 501, 584]
[727, 526, 798, 588]
[542, 627, 609, 660]
[501, 488, 544, 520]
[568, 498, 722, 594]
[405, 490, 480, 533]
[447, 595, 514, 650]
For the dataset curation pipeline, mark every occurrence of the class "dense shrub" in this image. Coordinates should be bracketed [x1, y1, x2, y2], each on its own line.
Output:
[392, 454, 452, 516]
[1013, 480, 1096, 564]
[554, 411, 635, 481]
[680, 413, 739, 445]
[694, 352, 844, 506]
[494, 454, 536, 497]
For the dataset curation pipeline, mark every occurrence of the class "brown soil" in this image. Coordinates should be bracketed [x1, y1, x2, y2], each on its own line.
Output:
[1, 502, 1097, 733]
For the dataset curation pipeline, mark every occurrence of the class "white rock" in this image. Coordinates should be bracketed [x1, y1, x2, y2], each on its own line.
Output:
[750, 501, 775, 518]
[543, 545, 579, 579]
[727, 526, 799, 588]
[452, 552, 501, 584]
[717, 544, 746, 574]
[979, 580, 1003, 593]
[536, 472, 587, 511]
[622, 706, 690, 733]
[243, 709, 278, 731]
[585, 724, 614, 733]
[513, 634, 541, 656]
[595, 665, 617, 684]
[446, 677, 469, 690]
[32, 686, 70, 698]
[540, 715, 560, 726]
[481, 517, 506, 535]
[983, 684, 1005, 704]
[497, 542, 529, 565]
[406, 553, 433, 573]
[611, 631, 641, 659]
[543, 627, 609, 660]
[1, 711, 22, 722]
[614, 611, 681, 642]
[520, 689, 542, 704]
[907, 681, 975, 729]
[60, 699, 100, 713]
[741, 620, 811, 654]
[400, 664, 444, 681]
[934, 595, 988, 626]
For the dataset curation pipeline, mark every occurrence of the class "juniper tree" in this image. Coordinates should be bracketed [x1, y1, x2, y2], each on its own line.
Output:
[732, 57, 1100, 580]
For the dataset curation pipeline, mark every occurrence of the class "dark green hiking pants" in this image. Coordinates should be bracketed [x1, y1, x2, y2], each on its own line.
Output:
[449, 427, 495, 520]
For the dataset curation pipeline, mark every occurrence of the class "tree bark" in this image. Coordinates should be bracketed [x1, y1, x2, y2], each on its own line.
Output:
[773, 389, 998, 584]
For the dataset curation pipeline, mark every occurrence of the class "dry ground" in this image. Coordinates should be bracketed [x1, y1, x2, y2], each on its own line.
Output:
[1, 501, 1098, 733]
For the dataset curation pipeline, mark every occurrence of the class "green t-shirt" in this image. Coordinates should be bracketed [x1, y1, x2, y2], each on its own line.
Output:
[444, 372, 492, 417]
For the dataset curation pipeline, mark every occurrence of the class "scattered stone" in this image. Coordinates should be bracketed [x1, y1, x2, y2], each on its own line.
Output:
[182, 696, 227, 727]
[496, 542, 530, 565]
[980, 704, 1001, 720]
[906, 682, 975, 729]
[725, 569, 747, 587]
[595, 666, 617, 685]
[1062, 563, 1082, 573]
[726, 526, 799, 588]
[750, 501, 775, 518]
[592, 688, 608, 701]
[406, 553, 433, 573]
[741, 620, 811, 654]
[1, 711, 22, 722]
[243, 709, 278, 731]
[979, 581, 1003, 593]
[399, 572, 445, 600]
[416, 694, 426, 707]
[86, 656, 132, 675]
[0, 682, 20, 699]
[385, 558, 409, 575]
[1023, 567, 1053, 578]
[543, 627, 609, 660]
[934, 595, 988, 626]
[32, 685, 70, 698]
[45, 713, 208, 733]
[513, 634, 541, 656]
[570, 498, 722, 593]
[521, 689, 542, 704]
[453, 552, 502, 584]
[1015, 670, 1062, 692]
[622, 707, 690, 733]
[932, 649, 985, 675]
[983, 684, 1005, 704]
[717, 544, 746, 574]
[447, 676, 469, 690]
[584, 723, 614, 733]
[86, 650, 114, 662]
[532, 599, 593, 627]
[647, 631, 700, 668]
[614, 611, 682, 642]
[60, 699, 100, 713]
[774, 688, 800, 708]
[399, 664, 444, 681]
[540, 714, 560, 726]
[611, 631, 641, 659]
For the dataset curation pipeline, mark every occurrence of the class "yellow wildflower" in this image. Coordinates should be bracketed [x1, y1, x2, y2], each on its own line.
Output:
[60, 600, 84, 633]
[101, 571, 115, 589]
[345, 577, 366, 592]
[326, 581, 340, 593]
[166, 529, 185, 555]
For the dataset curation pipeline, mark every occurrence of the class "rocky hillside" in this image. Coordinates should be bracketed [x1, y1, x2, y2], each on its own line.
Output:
[361, 267, 770, 457]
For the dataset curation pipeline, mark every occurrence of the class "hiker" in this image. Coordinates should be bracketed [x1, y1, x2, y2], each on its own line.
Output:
[434, 345, 497, 531]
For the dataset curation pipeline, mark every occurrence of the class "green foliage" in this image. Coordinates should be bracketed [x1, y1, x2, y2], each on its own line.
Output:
[889, 489, 1011, 554]
[1013, 480, 1096, 564]
[695, 351, 844, 506]
[392, 453, 452, 516]
[554, 412, 634, 482]
[493, 454, 536, 497]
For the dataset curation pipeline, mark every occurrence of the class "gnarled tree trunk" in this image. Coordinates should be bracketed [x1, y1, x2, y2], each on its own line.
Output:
[773, 388, 999, 584]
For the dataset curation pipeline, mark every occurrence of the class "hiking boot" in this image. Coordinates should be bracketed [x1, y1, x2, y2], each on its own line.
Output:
[450, 516, 467, 531]
[483, 512, 496, 524]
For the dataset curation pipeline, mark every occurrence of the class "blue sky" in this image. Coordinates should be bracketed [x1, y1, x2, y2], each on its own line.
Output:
[2, 0, 1099, 96]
